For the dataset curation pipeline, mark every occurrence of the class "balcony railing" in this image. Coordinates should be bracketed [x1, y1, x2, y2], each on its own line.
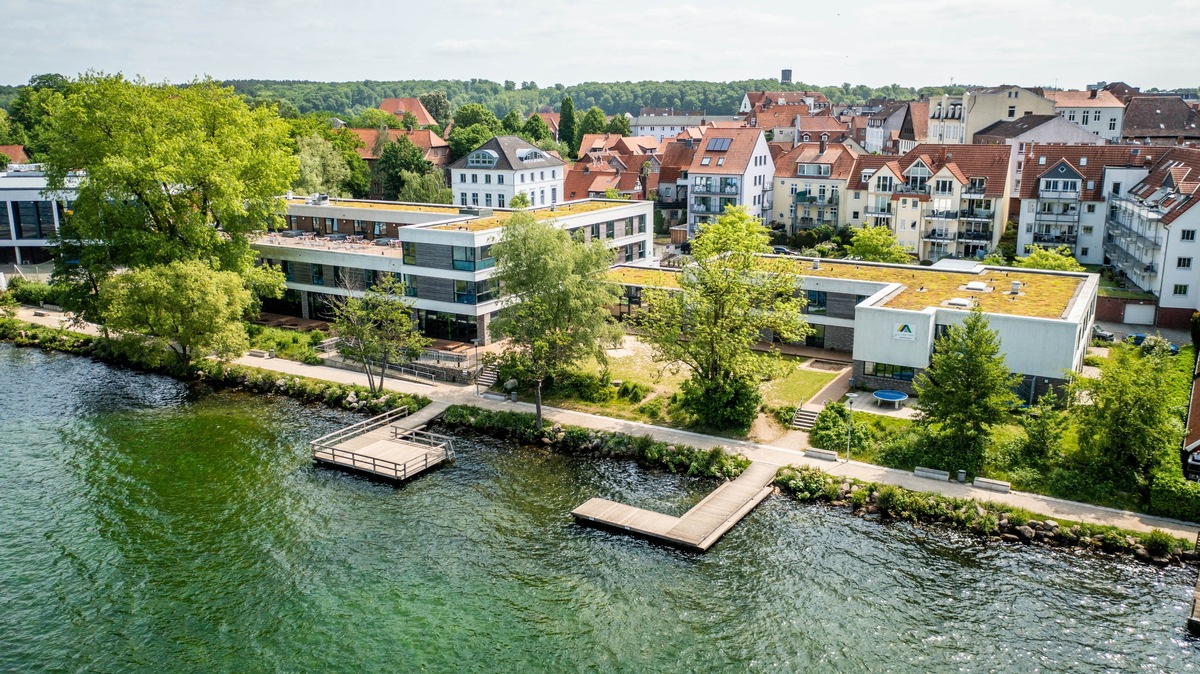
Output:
[960, 209, 994, 221]
[923, 229, 957, 241]
[693, 183, 739, 195]
[865, 207, 894, 217]
[962, 185, 987, 196]
[923, 209, 959, 220]
[1035, 211, 1079, 224]
[894, 184, 929, 195]
[960, 230, 993, 242]
[1033, 232, 1077, 245]
[1040, 189, 1080, 200]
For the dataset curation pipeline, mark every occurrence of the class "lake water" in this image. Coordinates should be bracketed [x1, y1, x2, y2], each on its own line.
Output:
[1, 344, 1199, 673]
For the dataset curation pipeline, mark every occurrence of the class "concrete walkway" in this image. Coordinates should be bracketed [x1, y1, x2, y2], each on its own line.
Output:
[11, 309, 1200, 540]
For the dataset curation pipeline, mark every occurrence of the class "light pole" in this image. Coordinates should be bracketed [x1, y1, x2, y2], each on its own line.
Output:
[470, 338, 480, 395]
[844, 392, 859, 463]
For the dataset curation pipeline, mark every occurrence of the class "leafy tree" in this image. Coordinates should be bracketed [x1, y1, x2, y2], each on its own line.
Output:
[353, 107, 401, 129]
[504, 80, 517, 91]
[7, 73, 72, 156]
[1070, 345, 1184, 493]
[846, 226, 911, 263]
[39, 74, 295, 323]
[418, 91, 451, 127]
[605, 115, 631, 136]
[509, 192, 531, 209]
[294, 133, 350, 196]
[522, 113, 552, 142]
[578, 106, 608, 138]
[558, 96, 577, 158]
[501, 110, 524, 134]
[331, 273, 432, 395]
[809, 401, 876, 455]
[1017, 245, 1084, 271]
[399, 111, 419, 131]
[396, 170, 452, 204]
[639, 207, 809, 430]
[0, 109, 26, 146]
[913, 309, 1020, 453]
[375, 135, 432, 200]
[447, 123, 496, 161]
[980, 251, 1007, 266]
[1014, 392, 1066, 466]
[452, 103, 501, 133]
[101, 260, 256, 365]
[489, 212, 622, 429]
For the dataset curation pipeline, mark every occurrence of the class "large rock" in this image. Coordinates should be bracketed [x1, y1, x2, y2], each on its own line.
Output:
[1016, 526, 1036, 542]
[1001, 533, 1021, 543]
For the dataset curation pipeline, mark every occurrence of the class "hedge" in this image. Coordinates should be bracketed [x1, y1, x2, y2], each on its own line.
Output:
[1149, 475, 1200, 522]
[440, 404, 750, 479]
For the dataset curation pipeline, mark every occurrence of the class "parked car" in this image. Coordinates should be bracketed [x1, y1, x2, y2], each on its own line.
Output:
[1091, 325, 1115, 342]
[1126, 332, 1179, 354]
[772, 246, 796, 256]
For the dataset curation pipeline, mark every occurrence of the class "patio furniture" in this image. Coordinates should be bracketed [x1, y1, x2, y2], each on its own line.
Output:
[873, 390, 909, 409]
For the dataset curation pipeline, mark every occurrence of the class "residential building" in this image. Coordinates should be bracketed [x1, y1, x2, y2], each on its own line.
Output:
[256, 198, 653, 344]
[896, 101, 929, 154]
[535, 112, 561, 141]
[974, 115, 1106, 197]
[448, 135, 565, 210]
[564, 160, 646, 201]
[685, 128, 774, 236]
[631, 113, 740, 142]
[349, 127, 451, 199]
[864, 102, 908, 154]
[1105, 147, 1200, 327]
[0, 145, 31, 165]
[740, 91, 832, 114]
[1121, 96, 1200, 145]
[792, 117, 852, 145]
[843, 144, 1013, 261]
[610, 257, 1098, 397]
[1015, 146, 1149, 266]
[0, 164, 75, 265]
[928, 86, 1056, 144]
[655, 140, 697, 228]
[1043, 86, 1126, 142]
[771, 141, 858, 232]
[378, 98, 437, 127]
[578, 134, 660, 158]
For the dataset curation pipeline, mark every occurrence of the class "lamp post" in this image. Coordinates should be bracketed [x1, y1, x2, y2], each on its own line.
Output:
[470, 338, 480, 395]
[844, 392, 859, 463]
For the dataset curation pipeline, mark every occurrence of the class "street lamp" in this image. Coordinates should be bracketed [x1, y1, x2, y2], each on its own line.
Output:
[844, 392, 859, 463]
[470, 338, 480, 395]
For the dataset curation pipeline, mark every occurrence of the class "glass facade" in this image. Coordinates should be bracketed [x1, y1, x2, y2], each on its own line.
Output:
[416, 310, 477, 342]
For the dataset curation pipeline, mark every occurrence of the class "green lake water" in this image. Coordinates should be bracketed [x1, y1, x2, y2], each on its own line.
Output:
[1, 343, 1199, 673]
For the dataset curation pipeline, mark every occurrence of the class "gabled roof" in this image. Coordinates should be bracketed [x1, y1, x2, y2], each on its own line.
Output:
[1044, 89, 1125, 109]
[0, 145, 30, 164]
[747, 104, 810, 129]
[687, 128, 764, 176]
[900, 102, 930, 143]
[1123, 97, 1200, 140]
[448, 135, 566, 170]
[1125, 147, 1200, 224]
[1017, 145, 1149, 200]
[348, 128, 449, 161]
[975, 115, 1061, 139]
[847, 155, 891, 190]
[772, 142, 860, 180]
[746, 91, 832, 111]
[904, 144, 1014, 197]
[378, 98, 436, 126]
[536, 112, 560, 134]
[658, 141, 697, 185]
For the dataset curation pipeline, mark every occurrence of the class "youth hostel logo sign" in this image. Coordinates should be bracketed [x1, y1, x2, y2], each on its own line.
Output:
[893, 323, 916, 341]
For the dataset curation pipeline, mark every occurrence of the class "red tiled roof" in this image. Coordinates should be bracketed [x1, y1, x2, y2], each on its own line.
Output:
[772, 142, 860, 180]
[0, 145, 30, 164]
[1017, 145, 1150, 201]
[348, 128, 449, 165]
[1044, 89, 1125, 109]
[687, 128, 764, 175]
[747, 104, 810, 130]
[905, 144, 1013, 198]
[378, 98, 437, 126]
[846, 155, 891, 190]
[1126, 146, 1200, 225]
[746, 91, 832, 111]
[536, 112, 560, 134]
[658, 141, 697, 185]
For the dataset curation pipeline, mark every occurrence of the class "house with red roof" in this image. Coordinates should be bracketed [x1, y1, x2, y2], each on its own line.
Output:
[1043, 86, 1126, 142]
[685, 128, 773, 236]
[771, 141, 859, 232]
[378, 98, 437, 127]
[0, 145, 31, 164]
[348, 128, 451, 199]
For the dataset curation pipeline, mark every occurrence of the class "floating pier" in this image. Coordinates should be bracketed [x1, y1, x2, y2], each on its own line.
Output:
[311, 402, 454, 482]
[571, 461, 777, 551]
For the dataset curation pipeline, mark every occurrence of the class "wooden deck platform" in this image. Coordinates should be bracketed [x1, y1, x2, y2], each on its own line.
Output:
[571, 462, 777, 551]
[311, 405, 454, 482]
[1189, 570, 1200, 636]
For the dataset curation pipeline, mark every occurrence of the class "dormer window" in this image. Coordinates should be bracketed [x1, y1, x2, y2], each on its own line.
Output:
[467, 149, 499, 167]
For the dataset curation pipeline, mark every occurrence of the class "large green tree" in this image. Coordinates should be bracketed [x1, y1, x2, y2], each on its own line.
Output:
[353, 107, 401, 129]
[331, 273, 432, 395]
[396, 170, 452, 204]
[418, 91, 451, 127]
[501, 110, 524, 134]
[294, 133, 350, 196]
[101, 260, 258, 365]
[489, 212, 622, 429]
[578, 106, 608, 138]
[375, 135, 432, 200]
[39, 74, 295, 322]
[7, 73, 72, 157]
[846, 226, 911, 263]
[558, 96, 577, 158]
[447, 123, 496, 161]
[605, 115, 631, 136]
[452, 103, 501, 133]
[522, 113, 552, 142]
[639, 207, 809, 430]
[914, 309, 1020, 445]
[1017, 245, 1085, 271]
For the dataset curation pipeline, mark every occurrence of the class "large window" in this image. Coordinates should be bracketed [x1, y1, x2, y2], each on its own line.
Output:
[454, 280, 477, 304]
[452, 246, 477, 271]
[14, 201, 51, 239]
[478, 244, 495, 270]
[416, 310, 478, 342]
[404, 274, 420, 297]
[806, 290, 827, 314]
[864, 362, 915, 381]
[402, 241, 416, 265]
[311, 264, 325, 286]
[806, 323, 825, 348]
[0, 203, 9, 240]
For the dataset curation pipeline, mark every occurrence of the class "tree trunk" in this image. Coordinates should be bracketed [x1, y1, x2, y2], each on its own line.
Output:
[378, 353, 389, 394]
[534, 378, 544, 430]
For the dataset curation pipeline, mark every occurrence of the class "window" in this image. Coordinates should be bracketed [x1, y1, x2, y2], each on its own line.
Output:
[460, 193, 467, 206]
[1178, 257, 1192, 269]
[1086, 204, 1096, 213]
[454, 280, 477, 304]
[311, 264, 325, 286]
[471, 193, 479, 206]
[452, 246, 477, 271]
[402, 241, 416, 265]
[1183, 229, 1196, 241]
[1080, 247, 1089, 256]
[551, 187, 557, 204]
[1007, 105, 1015, 118]
[606, 221, 614, 238]
[540, 171, 545, 180]
[459, 174, 466, 183]
[520, 174, 525, 183]
[471, 173, 478, 183]
[1068, 111, 1076, 122]
[864, 362, 915, 381]
[279, 260, 293, 282]
[591, 222, 600, 239]
[498, 194, 505, 208]
[374, 221, 384, 236]
[540, 189, 545, 205]
[1082, 225, 1094, 235]
[1082, 111, 1090, 125]
[484, 175, 491, 184]
[852, 210, 860, 219]
[552, 170, 557, 179]
[1109, 118, 1117, 131]
[934, 179, 953, 194]
[498, 175, 504, 185]
[404, 275, 419, 297]
[701, 157, 711, 165]
[716, 157, 725, 166]
[485, 193, 492, 207]
[806, 290, 827, 314]
[1174, 284, 1189, 296]
[637, 215, 646, 234]
[478, 244, 495, 269]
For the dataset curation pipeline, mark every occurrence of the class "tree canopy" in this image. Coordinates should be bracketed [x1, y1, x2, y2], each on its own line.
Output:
[578, 106, 608, 138]
[38, 74, 296, 321]
[452, 103, 501, 133]
[396, 170, 453, 204]
[558, 95, 577, 158]
[605, 115, 631, 136]
[846, 226, 911, 263]
[522, 113, 552, 142]
[501, 110, 524, 133]
[294, 133, 350, 197]
[375, 135, 432, 200]
[332, 273, 432, 395]
[1016, 245, 1085, 272]
[489, 212, 621, 428]
[418, 91, 451, 126]
[447, 123, 496, 161]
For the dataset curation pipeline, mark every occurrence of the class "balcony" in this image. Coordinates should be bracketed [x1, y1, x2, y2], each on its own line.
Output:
[962, 185, 987, 197]
[693, 183, 739, 195]
[865, 206, 894, 218]
[923, 209, 959, 220]
[1033, 232, 1077, 245]
[1034, 211, 1080, 224]
[959, 229, 993, 242]
[923, 229, 957, 241]
[894, 184, 929, 195]
[1039, 188, 1081, 200]
[959, 210, 994, 221]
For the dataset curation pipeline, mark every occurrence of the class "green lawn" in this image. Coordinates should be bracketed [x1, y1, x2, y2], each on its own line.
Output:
[761, 359, 841, 407]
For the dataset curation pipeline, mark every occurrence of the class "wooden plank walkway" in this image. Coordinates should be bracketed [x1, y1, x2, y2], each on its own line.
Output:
[1190, 572, 1200, 636]
[571, 462, 777, 551]
[311, 405, 455, 483]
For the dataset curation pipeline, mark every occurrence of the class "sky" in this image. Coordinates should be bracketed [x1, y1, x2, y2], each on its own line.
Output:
[6, 0, 1200, 90]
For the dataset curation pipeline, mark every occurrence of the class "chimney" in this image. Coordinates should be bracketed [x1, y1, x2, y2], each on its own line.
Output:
[1090, 88, 1098, 99]
[819, 138, 827, 154]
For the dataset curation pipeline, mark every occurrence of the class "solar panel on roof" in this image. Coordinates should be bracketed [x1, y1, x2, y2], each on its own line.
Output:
[706, 137, 732, 151]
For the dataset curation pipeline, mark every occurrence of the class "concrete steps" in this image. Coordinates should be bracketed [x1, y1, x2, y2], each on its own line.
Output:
[476, 364, 499, 389]
[791, 407, 820, 430]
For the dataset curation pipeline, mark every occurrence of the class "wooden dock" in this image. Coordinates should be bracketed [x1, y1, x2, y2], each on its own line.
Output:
[1190, 570, 1200, 636]
[311, 404, 455, 482]
[571, 462, 777, 551]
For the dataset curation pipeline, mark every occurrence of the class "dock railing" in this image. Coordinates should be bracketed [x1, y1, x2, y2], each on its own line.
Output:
[311, 442, 454, 481]
[310, 405, 411, 449]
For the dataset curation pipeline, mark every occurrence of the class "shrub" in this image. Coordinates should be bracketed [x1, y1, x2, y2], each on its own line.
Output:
[678, 374, 760, 431]
[1082, 354, 1105, 367]
[550, 370, 614, 402]
[1148, 474, 1200, 522]
[809, 401, 876, 453]
[636, 397, 664, 420]
[768, 404, 796, 427]
[8, 278, 66, 307]
[616, 380, 651, 403]
[1143, 529, 1176, 557]
[775, 465, 834, 501]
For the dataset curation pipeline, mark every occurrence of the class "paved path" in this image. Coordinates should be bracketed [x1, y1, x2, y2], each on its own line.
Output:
[11, 310, 1200, 540]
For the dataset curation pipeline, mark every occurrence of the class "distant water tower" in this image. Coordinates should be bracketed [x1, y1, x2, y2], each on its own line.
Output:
[781, 69, 793, 84]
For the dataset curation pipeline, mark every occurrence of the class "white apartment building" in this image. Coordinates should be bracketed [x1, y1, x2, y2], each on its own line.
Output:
[686, 128, 774, 236]
[631, 114, 740, 143]
[1044, 87, 1126, 143]
[771, 141, 858, 232]
[929, 86, 1056, 144]
[448, 135, 564, 210]
[974, 115, 1106, 198]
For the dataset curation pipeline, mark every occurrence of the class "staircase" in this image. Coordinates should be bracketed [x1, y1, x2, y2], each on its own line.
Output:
[791, 407, 820, 430]
[476, 364, 499, 389]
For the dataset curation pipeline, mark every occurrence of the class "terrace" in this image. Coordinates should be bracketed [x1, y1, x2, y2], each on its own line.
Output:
[430, 200, 634, 232]
[286, 197, 460, 214]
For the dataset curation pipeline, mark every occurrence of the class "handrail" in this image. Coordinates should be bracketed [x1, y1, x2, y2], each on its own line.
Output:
[310, 405, 411, 447]
[312, 443, 452, 480]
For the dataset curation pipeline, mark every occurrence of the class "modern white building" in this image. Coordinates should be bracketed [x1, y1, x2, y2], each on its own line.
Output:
[448, 135, 565, 210]
[0, 164, 76, 266]
[686, 128, 774, 236]
[974, 115, 1106, 198]
[1044, 87, 1126, 143]
[929, 86, 1056, 144]
[631, 114, 740, 143]
[254, 197, 654, 344]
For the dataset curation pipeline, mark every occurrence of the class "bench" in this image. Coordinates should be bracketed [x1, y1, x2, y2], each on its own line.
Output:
[32, 310, 47, 317]
[41, 304, 62, 312]
[805, 448, 839, 462]
[972, 477, 1012, 494]
[914, 466, 950, 482]
[247, 349, 273, 359]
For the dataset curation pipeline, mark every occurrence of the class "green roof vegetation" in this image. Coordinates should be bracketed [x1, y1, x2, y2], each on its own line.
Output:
[430, 200, 634, 232]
